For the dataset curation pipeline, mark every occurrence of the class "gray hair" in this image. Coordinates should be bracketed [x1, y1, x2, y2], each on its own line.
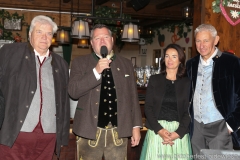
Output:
[90, 24, 112, 40]
[29, 15, 58, 34]
[194, 24, 217, 38]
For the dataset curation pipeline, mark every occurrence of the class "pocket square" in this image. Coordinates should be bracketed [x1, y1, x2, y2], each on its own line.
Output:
[125, 74, 130, 77]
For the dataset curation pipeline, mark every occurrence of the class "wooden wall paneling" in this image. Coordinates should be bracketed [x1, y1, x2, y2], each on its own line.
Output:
[191, 0, 204, 58]
[0, 0, 184, 22]
[2, 10, 72, 43]
[204, 0, 240, 56]
[192, 0, 240, 57]
[0, 0, 92, 13]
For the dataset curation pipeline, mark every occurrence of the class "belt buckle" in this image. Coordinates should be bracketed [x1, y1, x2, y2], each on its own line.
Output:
[105, 122, 113, 129]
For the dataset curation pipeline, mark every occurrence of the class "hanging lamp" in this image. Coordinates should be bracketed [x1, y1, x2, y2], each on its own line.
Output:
[182, 6, 193, 19]
[71, 20, 90, 38]
[121, 22, 139, 42]
[56, 0, 70, 44]
[56, 29, 70, 44]
[51, 34, 58, 46]
[71, 0, 90, 39]
[77, 38, 89, 48]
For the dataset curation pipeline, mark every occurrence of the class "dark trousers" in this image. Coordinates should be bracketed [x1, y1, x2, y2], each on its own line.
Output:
[191, 119, 233, 160]
[76, 127, 128, 160]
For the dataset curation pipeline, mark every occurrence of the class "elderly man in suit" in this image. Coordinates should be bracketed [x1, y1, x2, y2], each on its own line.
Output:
[186, 24, 240, 160]
[0, 15, 70, 160]
[68, 24, 142, 160]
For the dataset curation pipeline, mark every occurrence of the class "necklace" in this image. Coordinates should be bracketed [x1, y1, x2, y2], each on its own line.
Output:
[166, 76, 176, 84]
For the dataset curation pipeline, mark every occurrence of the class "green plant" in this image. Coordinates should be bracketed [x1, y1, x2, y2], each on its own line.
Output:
[92, 6, 132, 51]
[157, 22, 191, 39]
[212, 0, 233, 13]
[82, 6, 191, 49]
[0, 9, 26, 41]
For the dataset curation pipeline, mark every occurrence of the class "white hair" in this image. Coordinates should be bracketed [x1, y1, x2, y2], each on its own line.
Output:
[29, 15, 58, 34]
[194, 24, 217, 38]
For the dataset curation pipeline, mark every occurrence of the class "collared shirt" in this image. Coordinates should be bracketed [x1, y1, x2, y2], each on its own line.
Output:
[93, 54, 102, 80]
[199, 48, 218, 66]
[34, 49, 50, 63]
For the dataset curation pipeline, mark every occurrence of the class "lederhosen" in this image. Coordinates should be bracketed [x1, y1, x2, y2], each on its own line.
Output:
[76, 54, 128, 160]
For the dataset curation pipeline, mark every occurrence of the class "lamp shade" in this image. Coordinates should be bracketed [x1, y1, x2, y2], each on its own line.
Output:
[51, 34, 58, 46]
[56, 29, 70, 44]
[71, 20, 90, 39]
[77, 38, 89, 48]
[182, 6, 193, 19]
[122, 23, 139, 42]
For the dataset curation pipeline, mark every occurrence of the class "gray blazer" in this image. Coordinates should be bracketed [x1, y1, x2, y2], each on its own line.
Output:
[68, 53, 142, 140]
[0, 42, 70, 157]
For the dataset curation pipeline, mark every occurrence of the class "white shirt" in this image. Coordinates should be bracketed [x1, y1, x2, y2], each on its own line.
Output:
[34, 49, 50, 63]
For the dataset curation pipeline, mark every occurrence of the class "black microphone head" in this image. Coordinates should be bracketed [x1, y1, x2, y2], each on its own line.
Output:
[100, 46, 108, 58]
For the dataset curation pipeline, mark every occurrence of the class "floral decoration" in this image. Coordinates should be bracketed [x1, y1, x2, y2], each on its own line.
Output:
[230, 10, 240, 19]
[212, 0, 234, 13]
[0, 9, 27, 41]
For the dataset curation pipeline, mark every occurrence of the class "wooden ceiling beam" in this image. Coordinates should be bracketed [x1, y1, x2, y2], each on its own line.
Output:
[138, 19, 164, 27]
[0, 0, 188, 27]
[96, 0, 110, 5]
[126, 0, 132, 8]
[63, 0, 71, 3]
[156, 0, 190, 9]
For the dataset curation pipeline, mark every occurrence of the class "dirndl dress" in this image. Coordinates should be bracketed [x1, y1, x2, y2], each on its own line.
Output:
[140, 120, 192, 160]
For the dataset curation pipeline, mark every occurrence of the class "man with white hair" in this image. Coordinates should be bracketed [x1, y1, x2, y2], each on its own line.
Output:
[0, 15, 70, 159]
[186, 24, 240, 159]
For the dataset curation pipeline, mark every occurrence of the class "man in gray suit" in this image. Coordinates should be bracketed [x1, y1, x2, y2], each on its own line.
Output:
[186, 24, 240, 159]
[68, 24, 142, 160]
[0, 15, 70, 159]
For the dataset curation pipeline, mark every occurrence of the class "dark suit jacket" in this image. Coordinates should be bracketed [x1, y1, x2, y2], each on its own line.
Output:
[0, 42, 70, 157]
[68, 53, 142, 140]
[0, 89, 4, 129]
[144, 74, 191, 138]
[186, 49, 240, 137]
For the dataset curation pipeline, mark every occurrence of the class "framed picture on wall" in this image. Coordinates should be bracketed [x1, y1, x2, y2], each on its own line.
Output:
[188, 47, 192, 60]
[182, 47, 186, 53]
[0, 28, 3, 39]
[139, 45, 147, 55]
[3, 18, 22, 31]
[153, 49, 161, 67]
[131, 57, 136, 66]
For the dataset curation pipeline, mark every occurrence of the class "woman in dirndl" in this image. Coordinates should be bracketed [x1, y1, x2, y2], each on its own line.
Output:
[140, 44, 192, 160]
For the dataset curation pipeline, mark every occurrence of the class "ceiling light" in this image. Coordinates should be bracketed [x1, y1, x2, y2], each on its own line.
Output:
[121, 23, 139, 42]
[182, 6, 193, 19]
[56, 0, 70, 44]
[77, 38, 89, 48]
[56, 29, 70, 44]
[71, 20, 90, 39]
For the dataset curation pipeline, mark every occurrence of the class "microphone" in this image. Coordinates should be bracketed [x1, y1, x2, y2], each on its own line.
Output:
[100, 46, 108, 76]
[100, 46, 108, 58]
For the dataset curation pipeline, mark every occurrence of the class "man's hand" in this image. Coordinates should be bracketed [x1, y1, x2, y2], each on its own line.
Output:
[131, 127, 141, 147]
[95, 58, 111, 74]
